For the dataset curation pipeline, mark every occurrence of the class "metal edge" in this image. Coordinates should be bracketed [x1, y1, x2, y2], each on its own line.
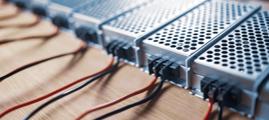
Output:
[251, 66, 269, 117]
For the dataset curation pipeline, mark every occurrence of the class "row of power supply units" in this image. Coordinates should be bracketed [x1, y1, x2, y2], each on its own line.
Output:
[6, 0, 269, 119]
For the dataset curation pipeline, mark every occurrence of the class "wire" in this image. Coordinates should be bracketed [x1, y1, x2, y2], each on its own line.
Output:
[0, 5, 20, 20]
[0, 13, 40, 28]
[23, 60, 120, 120]
[0, 26, 59, 45]
[94, 77, 165, 120]
[0, 41, 86, 83]
[217, 102, 223, 120]
[203, 99, 214, 120]
[0, 58, 115, 118]
[75, 76, 158, 120]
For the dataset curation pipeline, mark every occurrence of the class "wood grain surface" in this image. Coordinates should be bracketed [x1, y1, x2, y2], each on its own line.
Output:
[0, 1, 268, 120]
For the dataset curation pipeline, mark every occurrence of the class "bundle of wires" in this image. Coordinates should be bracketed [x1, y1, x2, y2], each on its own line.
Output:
[0, 57, 115, 118]
[23, 59, 120, 120]
[75, 76, 158, 120]
[0, 41, 87, 83]
[72, 57, 167, 120]
[93, 78, 165, 120]
[0, 4, 20, 20]
[0, 24, 59, 45]
[0, 12, 40, 28]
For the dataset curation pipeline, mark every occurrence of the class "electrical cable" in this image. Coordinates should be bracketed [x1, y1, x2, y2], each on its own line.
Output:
[0, 14, 40, 28]
[75, 76, 158, 120]
[217, 102, 223, 120]
[0, 57, 115, 118]
[203, 98, 214, 120]
[0, 41, 86, 83]
[94, 77, 165, 120]
[0, 26, 59, 45]
[0, 5, 20, 20]
[23, 60, 120, 120]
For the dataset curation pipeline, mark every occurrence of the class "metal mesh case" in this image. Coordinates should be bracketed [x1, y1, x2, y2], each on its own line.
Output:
[193, 11, 269, 117]
[48, 0, 92, 16]
[72, 0, 149, 28]
[102, 0, 206, 63]
[143, 0, 257, 60]
[142, 0, 260, 84]
[30, 0, 50, 6]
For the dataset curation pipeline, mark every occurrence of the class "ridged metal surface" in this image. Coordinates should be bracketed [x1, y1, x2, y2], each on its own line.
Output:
[106, 0, 204, 36]
[143, 0, 256, 56]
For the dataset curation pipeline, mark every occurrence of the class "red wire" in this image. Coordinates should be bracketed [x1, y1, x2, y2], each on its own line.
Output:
[0, 26, 59, 45]
[0, 5, 20, 20]
[0, 58, 115, 118]
[203, 99, 214, 120]
[0, 41, 85, 82]
[75, 76, 158, 120]
[0, 12, 40, 28]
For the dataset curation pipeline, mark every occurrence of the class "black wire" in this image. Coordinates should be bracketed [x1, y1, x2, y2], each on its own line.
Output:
[218, 102, 223, 120]
[0, 49, 85, 83]
[23, 60, 120, 120]
[94, 77, 165, 120]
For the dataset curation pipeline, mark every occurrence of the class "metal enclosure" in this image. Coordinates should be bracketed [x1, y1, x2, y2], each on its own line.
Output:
[193, 11, 269, 118]
[102, 0, 206, 63]
[142, 0, 260, 85]
[48, 0, 92, 20]
[71, 0, 150, 45]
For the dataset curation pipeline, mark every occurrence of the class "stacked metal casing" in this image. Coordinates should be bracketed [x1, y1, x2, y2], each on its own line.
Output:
[142, 0, 260, 86]
[47, 0, 95, 28]
[142, 0, 266, 118]
[72, 0, 152, 44]
[193, 11, 269, 119]
[30, 0, 50, 7]
[101, 0, 206, 63]
[46, 0, 151, 44]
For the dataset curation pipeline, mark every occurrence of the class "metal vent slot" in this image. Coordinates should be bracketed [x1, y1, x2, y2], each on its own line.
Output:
[106, 0, 204, 35]
[195, 11, 269, 82]
[50, 0, 90, 8]
[143, 0, 254, 56]
[75, 0, 148, 21]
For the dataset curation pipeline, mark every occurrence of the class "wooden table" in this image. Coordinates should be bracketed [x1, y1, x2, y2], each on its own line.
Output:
[0, 1, 268, 120]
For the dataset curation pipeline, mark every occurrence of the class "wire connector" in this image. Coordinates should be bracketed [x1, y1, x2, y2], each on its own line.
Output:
[75, 26, 98, 43]
[105, 40, 134, 62]
[147, 56, 181, 83]
[201, 78, 242, 107]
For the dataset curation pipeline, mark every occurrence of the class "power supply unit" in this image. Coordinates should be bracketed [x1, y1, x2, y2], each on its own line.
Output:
[193, 11, 269, 119]
[141, 0, 266, 118]
[47, 0, 95, 28]
[142, 0, 260, 86]
[102, 0, 206, 64]
[71, 0, 151, 44]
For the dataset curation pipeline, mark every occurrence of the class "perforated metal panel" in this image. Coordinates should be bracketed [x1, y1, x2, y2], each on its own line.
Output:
[74, 0, 148, 21]
[194, 11, 269, 87]
[143, 0, 257, 58]
[48, 0, 93, 17]
[50, 0, 90, 8]
[105, 0, 204, 36]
